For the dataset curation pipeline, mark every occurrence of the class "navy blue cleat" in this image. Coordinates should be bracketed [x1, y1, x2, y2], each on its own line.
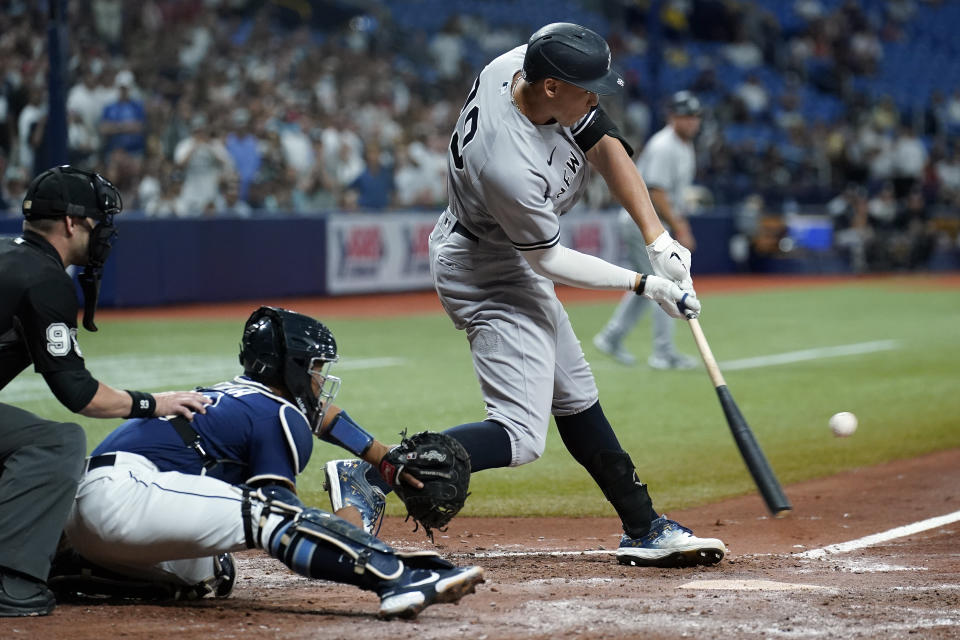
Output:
[324, 459, 386, 536]
[378, 565, 484, 619]
[616, 516, 726, 568]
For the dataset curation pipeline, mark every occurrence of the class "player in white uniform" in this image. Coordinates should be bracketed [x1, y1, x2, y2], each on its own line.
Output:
[49, 307, 483, 619]
[328, 23, 725, 569]
[594, 91, 703, 369]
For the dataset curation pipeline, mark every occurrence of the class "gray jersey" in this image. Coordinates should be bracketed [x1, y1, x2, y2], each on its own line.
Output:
[636, 124, 696, 216]
[447, 46, 594, 251]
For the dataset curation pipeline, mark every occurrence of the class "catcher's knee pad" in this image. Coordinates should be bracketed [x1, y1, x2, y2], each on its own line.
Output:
[246, 485, 402, 581]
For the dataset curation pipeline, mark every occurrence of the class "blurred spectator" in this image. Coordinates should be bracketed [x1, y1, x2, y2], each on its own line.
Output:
[296, 132, 338, 212]
[66, 67, 108, 149]
[348, 144, 394, 210]
[891, 186, 934, 269]
[92, 0, 125, 51]
[67, 109, 98, 168]
[224, 109, 260, 202]
[330, 134, 365, 190]
[890, 126, 928, 198]
[173, 118, 233, 216]
[867, 181, 898, 230]
[278, 115, 314, 176]
[935, 144, 960, 205]
[722, 28, 763, 68]
[393, 143, 434, 208]
[827, 184, 870, 272]
[848, 29, 882, 75]
[100, 70, 147, 168]
[945, 89, 960, 135]
[1, 167, 29, 217]
[430, 17, 466, 80]
[213, 177, 253, 218]
[734, 74, 770, 120]
[143, 172, 182, 218]
[17, 84, 46, 174]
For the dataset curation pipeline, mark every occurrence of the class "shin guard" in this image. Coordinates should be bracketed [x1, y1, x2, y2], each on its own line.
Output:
[246, 485, 403, 590]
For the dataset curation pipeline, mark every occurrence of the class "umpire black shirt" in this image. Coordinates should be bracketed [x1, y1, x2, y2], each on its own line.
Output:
[0, 230, 98, 410]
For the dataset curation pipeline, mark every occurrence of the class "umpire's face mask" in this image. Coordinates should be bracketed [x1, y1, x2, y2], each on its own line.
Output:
[76, 172, 122, 332]
[23, 166, 123, 332]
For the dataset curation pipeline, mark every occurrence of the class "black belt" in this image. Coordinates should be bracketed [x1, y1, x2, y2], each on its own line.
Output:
[85, 453, 117, 472]
[453, 220, 478, 242]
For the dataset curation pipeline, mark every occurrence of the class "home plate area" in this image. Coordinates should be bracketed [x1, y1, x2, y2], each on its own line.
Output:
[6, 449, 959, 639]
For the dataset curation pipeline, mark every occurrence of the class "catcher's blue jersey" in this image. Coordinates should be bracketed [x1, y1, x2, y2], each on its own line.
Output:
[93, 376, 314, 488]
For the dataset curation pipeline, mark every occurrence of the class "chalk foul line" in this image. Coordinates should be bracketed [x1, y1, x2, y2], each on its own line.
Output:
[797, 510, 960, 559]
[445, 509, 960, 562]
[719, 339, 899, 371]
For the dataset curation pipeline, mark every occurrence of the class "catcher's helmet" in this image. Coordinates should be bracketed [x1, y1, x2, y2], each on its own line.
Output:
[239, 306, 341, 433]
[523, 22, 623, 95]
[23, 165, 122, 221]
[668, 91, 703, 116]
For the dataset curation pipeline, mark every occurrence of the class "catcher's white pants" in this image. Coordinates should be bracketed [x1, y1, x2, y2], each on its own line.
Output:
[430, 211, 599, 467]
[64, 452, 248, 587]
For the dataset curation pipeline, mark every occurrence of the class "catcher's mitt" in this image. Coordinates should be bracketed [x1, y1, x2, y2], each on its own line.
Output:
[379, 431, 471, 539]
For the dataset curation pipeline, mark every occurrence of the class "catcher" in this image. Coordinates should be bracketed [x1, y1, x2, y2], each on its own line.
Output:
[50, 306, 482, 619]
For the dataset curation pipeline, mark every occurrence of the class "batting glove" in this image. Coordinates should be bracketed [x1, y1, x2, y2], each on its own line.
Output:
[639, 274, 701, 319]
[646, 230, 694, 292]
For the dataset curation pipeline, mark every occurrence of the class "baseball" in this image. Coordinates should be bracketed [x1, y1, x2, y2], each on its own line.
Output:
[829, 412, 858, 437]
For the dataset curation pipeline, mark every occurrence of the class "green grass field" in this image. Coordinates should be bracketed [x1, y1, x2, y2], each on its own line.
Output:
[6, 279, 959, 518]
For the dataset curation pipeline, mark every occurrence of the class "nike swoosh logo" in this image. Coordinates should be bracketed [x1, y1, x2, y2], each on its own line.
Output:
[669, 252, 683, 262]
[547, 146, 557, 166]
[406, 571, 439, 588]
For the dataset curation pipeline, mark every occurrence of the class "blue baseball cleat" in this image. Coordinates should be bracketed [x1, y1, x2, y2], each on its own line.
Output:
[616, 516, 726, 568]
[324, 459, 386, 536]
[378, 565, 484, 619]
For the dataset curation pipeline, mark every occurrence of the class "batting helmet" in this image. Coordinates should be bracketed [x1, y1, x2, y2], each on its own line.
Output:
[240, 306, 341, 433]
[668, 91, 703, 117]
[523, 23, 623, 95]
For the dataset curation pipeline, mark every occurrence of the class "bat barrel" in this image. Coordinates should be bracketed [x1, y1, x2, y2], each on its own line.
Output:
[717, 386, 792, 516]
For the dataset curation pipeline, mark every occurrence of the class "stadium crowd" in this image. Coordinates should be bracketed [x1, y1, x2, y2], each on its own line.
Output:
[0, 0, 957, 271]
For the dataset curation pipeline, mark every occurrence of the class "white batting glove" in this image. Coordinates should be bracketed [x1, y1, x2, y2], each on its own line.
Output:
[646, 230, 695, 291]
[640, 274, 701, 319]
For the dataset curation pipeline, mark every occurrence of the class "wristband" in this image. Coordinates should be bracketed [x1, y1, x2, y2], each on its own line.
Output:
[125, 390, 156, 419]
[320, 410, 375, 457]
[634, 273, 648, 296]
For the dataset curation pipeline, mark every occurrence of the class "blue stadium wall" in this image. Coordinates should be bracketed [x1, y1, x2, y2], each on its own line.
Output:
[0, 211, 737, 307]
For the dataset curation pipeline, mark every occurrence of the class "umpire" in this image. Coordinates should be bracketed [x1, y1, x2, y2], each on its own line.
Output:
[0, 165, 209, 616]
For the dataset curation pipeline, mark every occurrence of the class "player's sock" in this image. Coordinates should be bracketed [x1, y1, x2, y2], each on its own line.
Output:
[554, 401, 658, 537]
[443, 420, 512, 471]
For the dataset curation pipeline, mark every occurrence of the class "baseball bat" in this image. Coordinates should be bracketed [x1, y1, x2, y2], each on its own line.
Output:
[686, 316, 792, 517]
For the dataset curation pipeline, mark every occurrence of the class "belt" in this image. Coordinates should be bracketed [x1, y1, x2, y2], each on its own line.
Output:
[453, 220, 478, 242]
[85, 453, 117, 473]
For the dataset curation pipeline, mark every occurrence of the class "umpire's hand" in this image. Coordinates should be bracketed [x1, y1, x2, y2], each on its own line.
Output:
[154, 391, 212, 420]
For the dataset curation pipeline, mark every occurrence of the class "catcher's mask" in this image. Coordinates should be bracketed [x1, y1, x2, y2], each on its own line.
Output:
[23, 165, 122, 332]
[239, 306, 341, 433]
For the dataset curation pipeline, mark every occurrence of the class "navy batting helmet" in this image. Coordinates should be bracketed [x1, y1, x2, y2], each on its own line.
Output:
[669, 91, 703, 116]
[240, 306, 341, 433]
[523, 23, 624, 95]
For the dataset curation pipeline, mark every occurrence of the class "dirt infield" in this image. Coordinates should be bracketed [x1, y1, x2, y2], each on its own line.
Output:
[15, 274, 953, 638]
[10, 448, 959, 639]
